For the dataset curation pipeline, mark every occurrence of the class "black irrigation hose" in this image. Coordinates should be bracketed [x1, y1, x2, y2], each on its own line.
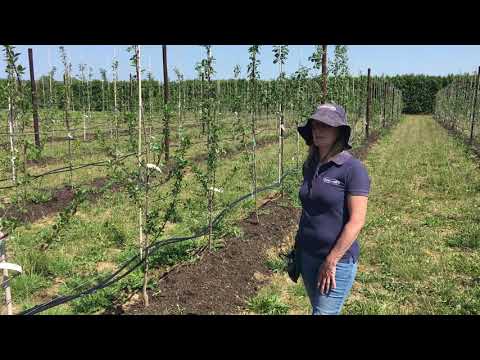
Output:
[20, 252, 144, 315]
[0, 112, 275, 137]
[0, 272, 21, 288]
[0, 114, 276, 139]
[19, 168, 296, 315]
[0, 122, 172, 136]
[0, 152, 141, 188]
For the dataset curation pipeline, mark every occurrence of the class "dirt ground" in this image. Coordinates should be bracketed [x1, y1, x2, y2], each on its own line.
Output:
[1, 177, 121, 224]
[122, 198, 301, 315]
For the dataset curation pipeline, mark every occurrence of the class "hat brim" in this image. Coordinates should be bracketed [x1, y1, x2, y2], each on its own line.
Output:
[297, 119, 352, 149]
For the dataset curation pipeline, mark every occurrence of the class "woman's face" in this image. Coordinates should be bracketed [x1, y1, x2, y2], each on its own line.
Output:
[311, 120, 339, 147]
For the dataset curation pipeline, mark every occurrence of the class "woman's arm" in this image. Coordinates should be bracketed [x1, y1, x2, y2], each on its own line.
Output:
[317, 195, 368, 294]
[328, 195, 368, 262]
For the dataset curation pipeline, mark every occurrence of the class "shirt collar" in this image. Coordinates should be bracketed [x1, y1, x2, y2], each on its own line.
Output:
[330, 150, 352, 165]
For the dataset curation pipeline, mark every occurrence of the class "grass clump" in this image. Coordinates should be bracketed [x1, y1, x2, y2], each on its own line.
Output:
[247, 292, 290, 315]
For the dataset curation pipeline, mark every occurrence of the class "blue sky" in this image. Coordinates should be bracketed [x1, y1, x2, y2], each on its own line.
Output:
[2, 45, 480, 81]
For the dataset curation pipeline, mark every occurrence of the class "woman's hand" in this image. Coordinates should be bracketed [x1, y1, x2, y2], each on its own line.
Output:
[317, 257, 337, 295]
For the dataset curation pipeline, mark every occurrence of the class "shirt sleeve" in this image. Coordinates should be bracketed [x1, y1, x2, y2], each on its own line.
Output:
[346, 160, 371, 196]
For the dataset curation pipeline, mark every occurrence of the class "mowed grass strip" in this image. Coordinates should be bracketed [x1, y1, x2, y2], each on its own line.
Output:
[248, 115, 480, 315]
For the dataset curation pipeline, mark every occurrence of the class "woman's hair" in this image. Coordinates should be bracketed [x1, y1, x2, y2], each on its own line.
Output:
[303, 126, 348, 176]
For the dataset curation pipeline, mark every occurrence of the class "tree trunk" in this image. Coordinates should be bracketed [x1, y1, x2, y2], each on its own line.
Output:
[366, 68, 372, 139]
[49, 72, 53, 106]
[63, 73, 70, 131]
[383, 80, 387, 127]
[162, 45, 170, 162]
[7, 97, 16, 183]
[113, 70, 118, 144]
[41, 77, 46, 108]
[469, 67, 480, 144]
[102, 80, 105, 113]
[87, 79, 91, 137]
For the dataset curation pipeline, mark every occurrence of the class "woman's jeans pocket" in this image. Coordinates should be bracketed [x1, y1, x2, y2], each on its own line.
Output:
[300, 250, 357, 315]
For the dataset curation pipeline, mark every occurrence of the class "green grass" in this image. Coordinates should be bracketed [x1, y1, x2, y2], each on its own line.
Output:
[265, 256, 286, 273]
[248, 115, 480, 315]
[247, 292, 290, 315]
[343, 115, 480, 315]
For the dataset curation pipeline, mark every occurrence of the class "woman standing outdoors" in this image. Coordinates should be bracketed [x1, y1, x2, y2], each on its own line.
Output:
[295, 103, 370, 315]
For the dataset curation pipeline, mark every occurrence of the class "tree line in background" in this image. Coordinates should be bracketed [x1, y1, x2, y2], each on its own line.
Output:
[0, 73, 458, 115]
[389, 74, 456, 114]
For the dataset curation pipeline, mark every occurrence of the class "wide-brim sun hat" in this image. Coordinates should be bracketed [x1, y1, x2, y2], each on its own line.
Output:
[297, 103, 352, 150]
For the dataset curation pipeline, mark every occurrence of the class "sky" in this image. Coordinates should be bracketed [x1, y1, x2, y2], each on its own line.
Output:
[1, 45, 480, 82]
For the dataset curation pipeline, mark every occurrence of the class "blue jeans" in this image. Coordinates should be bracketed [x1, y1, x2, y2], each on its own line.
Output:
[299, 250, 358, 315]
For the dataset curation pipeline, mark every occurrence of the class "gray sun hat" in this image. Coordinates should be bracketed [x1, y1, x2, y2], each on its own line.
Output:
[297, 103, 352, 149]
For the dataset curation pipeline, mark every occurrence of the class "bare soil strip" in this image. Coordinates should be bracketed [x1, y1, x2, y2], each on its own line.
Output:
[124, 197, 301, 315]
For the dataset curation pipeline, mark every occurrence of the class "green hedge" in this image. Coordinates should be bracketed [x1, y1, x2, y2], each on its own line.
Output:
[389, 74, 455, 114]
[0, 74, 456, 115]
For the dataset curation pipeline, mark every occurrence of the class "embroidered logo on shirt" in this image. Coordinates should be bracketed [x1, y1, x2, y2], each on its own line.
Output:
[323, 177, 342, 186]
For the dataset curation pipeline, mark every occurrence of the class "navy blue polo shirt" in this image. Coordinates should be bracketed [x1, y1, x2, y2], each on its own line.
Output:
[296, 150, 370, 263]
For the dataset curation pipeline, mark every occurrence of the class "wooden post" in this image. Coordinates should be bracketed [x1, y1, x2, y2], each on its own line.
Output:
[357, 75, 363, 125]
[372, 79, 376, 120]
[391, 85, 395, 124]
[162, 45, 170, 162]
[453, 80, 460, 131]
[352, 76, 356, 126]
[365, 68, 372, 139]
[322, 45, 328, 104]
[469, 66, 480, 144]
[28, 49, 41, 148]
[383, 80, 388, 127]
[129, 73, 133, 112]
[469, 73, 476, 121]
[113, 58, 118, 143]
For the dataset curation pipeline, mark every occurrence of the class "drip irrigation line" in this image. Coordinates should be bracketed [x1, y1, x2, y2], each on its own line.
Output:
[0, 114, 277, 137]
[0, 125, 278, 149]
[0, 272, 21, 288]
[0, 125, 166, 137]
[0, 152, 142, 188]
[18, 168, 296, 315]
